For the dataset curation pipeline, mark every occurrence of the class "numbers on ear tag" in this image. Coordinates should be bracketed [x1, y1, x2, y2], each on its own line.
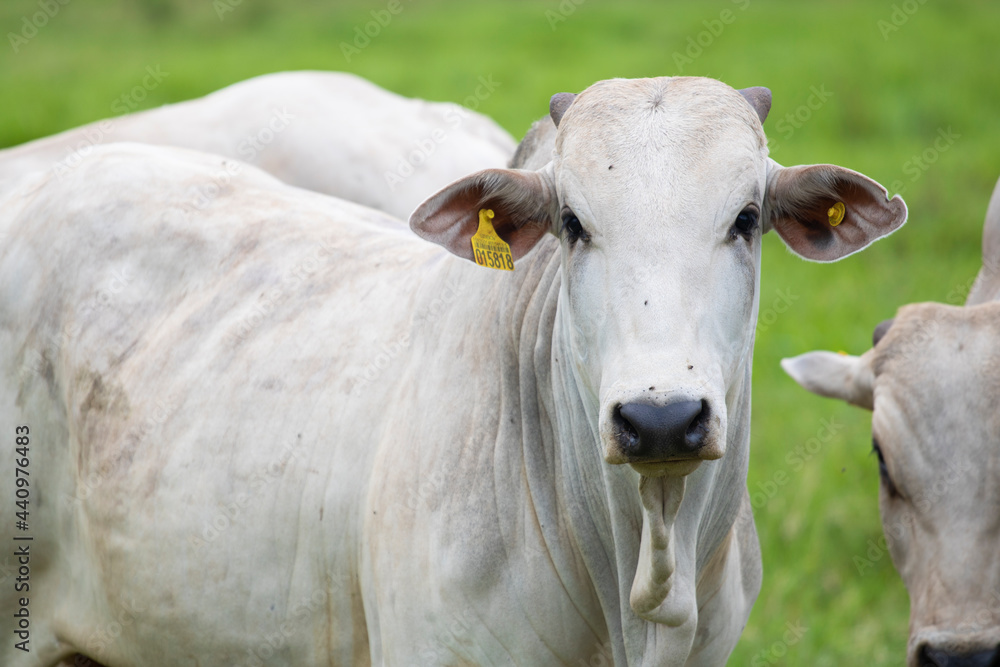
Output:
[470, 209, 514, 271]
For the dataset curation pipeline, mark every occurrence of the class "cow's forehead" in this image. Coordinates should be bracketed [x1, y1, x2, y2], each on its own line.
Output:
[554, 76, 767, 171]
[874, 303, 1000, 375]
[873, 302, 1000, 457]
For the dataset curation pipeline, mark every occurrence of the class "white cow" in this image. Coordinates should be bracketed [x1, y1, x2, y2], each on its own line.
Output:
[0, 71, 516, 219]
[782, 176, 1000, 666]
[0, 75, 906, 667]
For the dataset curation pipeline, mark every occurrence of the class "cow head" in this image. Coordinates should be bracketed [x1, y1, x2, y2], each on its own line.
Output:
[782, 302, 1000, 666]
[412, 76, 906, 480]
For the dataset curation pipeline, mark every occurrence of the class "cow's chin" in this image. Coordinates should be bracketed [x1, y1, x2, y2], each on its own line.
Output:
[629, 460, 703, 478]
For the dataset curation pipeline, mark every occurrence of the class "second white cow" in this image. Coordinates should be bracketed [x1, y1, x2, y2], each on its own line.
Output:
[0, 71, 515, 218]
[783, 176, 1000, 666]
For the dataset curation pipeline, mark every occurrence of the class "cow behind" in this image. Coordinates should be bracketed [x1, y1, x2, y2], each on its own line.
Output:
[0, 71, 516, 219]
[782, 175, 1000, 666]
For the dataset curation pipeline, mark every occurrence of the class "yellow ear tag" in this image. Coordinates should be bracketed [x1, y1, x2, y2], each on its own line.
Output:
[828, 202, 846, 226]
[470, 208, 514, 271]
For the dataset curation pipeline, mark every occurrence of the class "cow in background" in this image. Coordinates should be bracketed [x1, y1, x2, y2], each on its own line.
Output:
[0, 71, 515, 219]
[783, 176, 1000, 667]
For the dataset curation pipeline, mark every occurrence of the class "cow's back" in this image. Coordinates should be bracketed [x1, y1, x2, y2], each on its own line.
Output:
[0, 143, 448, 665]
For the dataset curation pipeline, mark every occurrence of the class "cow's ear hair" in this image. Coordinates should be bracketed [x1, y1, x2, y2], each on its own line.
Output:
[763, 159, 907, 262]
[409, 167, 555, 263]
[780, 350, 874, 411]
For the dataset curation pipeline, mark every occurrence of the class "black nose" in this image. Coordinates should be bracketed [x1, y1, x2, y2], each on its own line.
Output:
[614, 399, 709, 462]
[919, 645, 1000, 667]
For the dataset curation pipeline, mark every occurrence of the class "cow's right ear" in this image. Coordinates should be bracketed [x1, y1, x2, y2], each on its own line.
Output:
[763, 159, 907, 262]
[780, 350, 875, 410]
[409, 167, 556, 263]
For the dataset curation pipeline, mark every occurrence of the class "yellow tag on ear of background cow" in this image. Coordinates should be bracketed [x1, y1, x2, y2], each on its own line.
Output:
[828, 202, 846, 226]
[471, 208, 514, 271]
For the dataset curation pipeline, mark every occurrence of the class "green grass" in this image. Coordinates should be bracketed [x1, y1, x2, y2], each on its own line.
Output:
[3, 0, 998, 664]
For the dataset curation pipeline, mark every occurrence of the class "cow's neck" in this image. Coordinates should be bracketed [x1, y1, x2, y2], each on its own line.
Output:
[501, 239, 754, 663]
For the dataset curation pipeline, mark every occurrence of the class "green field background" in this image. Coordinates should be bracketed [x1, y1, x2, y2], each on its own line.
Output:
[2, 1, 998, 665]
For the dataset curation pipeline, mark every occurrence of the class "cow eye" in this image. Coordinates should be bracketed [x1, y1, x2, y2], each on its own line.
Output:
[872, 438, 899, 498]
[561, 209, 589, 244]
[732, 206, 759, 239]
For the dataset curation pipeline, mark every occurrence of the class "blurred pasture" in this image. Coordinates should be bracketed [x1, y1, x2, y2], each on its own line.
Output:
[2, 1, 998, 664]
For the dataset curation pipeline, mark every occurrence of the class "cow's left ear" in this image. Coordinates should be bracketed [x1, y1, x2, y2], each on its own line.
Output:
[780, 350, 875, 410]
[763, 160, 907, 262]
[409, 167, 555, 263]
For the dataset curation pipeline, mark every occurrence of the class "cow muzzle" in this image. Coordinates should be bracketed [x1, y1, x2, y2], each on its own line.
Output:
[606, 396, 723, 476]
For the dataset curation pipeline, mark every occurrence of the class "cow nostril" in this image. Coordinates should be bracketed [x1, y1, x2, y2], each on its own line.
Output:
[613, 404, 640, 453]
[684, 399, 709, 448]
[918, 644, 1000, 667]
[919, 645, 946, 667]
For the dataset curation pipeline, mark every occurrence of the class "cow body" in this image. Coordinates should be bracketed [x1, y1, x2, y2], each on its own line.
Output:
[1, 75, 905, 667]
[783, 176, 1000, 665]
[0, 143, 752, 667]
[0, 71, 516, 219]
